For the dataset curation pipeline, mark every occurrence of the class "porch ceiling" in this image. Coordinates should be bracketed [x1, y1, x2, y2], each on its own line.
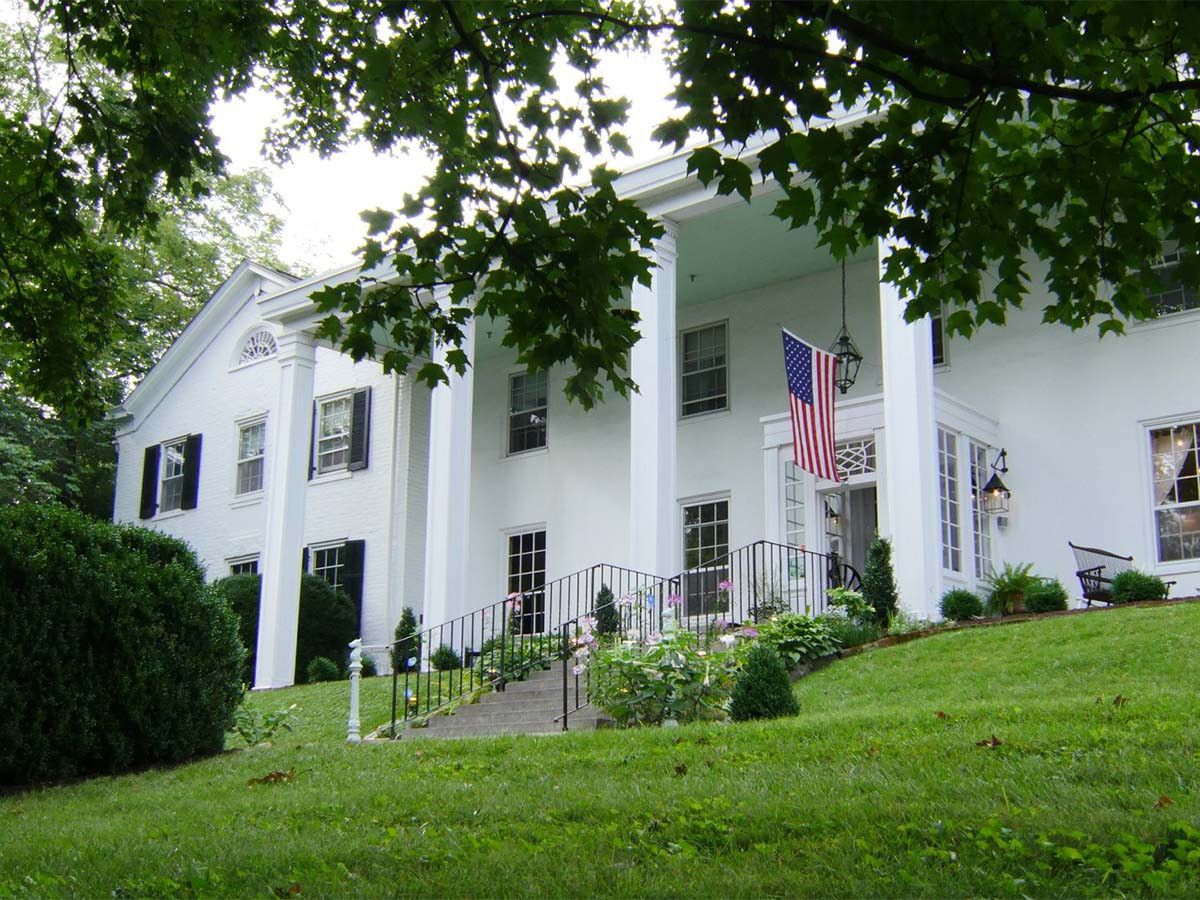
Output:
[676, 193, 874, 308]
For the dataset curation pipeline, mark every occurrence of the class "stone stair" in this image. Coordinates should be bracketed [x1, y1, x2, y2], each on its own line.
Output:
[404, 667, 607, 739]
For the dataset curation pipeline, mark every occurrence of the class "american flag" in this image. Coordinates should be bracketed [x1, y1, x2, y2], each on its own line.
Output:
[781, 329, 841, 482]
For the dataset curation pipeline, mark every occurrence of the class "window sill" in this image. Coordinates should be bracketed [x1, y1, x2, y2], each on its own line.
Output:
[1151, 558, 1200, 577]
[230, 492, 264, 509]
[1128, 306, 1200, 334]
[504, 446, 549, 461]
[310, 469, 353, 486]
[153, 509, 186, 522]
[679, 407, 732, 425]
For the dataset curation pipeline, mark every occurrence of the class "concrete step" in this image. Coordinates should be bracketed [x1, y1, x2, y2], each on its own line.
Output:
[409, 714, 605, 739]
[449, 698, 579, 719]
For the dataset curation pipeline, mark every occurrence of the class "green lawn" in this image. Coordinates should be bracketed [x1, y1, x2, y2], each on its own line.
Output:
[3, 604, 1199, 897]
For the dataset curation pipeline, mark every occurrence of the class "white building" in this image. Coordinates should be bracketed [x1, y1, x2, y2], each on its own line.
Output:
[113, 147, 1200, 689]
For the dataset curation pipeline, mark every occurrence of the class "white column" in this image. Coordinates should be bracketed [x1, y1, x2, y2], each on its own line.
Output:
[422, 318, 475, 629]
[628, 222, 679, 576]
[877, 240, 942, 618]
[254, 329, 316, 689]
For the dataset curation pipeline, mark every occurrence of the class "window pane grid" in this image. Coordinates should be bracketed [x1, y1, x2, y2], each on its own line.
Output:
[1151, 422, 1200, 561]
[317, 397, 351, 473]
[313, 545, 345, 590]
[236, 421, 265, 494]
[507, 529, 547, 634]
[508, 371, 548, 454]
[1149, 251, 1200, 316]
[160, 440, 186, 512]
[835, 438, 877, 479]
[784, 461, 806, 548]
[681, 324, 728, 417]
[938, 429, 961, 572]
[970, 442, 992, 579]
[683, 500, 730, 615]
[229, 557, 259, 576]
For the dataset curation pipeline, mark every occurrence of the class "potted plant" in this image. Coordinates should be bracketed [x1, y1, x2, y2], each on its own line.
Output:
[984, 562, 1039, 616]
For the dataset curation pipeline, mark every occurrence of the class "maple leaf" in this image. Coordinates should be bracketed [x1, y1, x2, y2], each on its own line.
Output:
[1155, 795, 1174, 809]
[975, 735, 1003, 748]
[935, 710, 950, 720]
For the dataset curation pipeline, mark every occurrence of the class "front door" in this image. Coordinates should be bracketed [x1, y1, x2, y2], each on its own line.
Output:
[822, 484, 878, 576]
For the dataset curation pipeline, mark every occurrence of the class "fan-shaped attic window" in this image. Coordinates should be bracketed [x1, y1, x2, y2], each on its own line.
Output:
[239, 330, 277, 364]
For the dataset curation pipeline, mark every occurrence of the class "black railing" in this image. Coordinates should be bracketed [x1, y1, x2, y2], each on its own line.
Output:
[557, 540, 856, 731]
[387, 563, 663, 737]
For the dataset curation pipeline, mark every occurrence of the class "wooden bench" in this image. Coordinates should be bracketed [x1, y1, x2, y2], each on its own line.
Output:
[1068, 542, 1172, 606]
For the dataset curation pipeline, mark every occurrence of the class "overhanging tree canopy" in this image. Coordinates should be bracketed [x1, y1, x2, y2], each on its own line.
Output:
[22, 0, 1200, 409]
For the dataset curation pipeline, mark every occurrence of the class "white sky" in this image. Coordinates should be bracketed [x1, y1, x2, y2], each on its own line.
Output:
[210, 45, 680, 273]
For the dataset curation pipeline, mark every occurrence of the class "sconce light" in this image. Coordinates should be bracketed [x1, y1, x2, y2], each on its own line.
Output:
[981, 448, 1011, 515]
[829, 259, 863, 394]
[825, 500, 843, 537]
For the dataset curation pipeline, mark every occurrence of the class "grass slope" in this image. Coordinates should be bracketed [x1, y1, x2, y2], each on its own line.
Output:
[2, 604, 1198, 897]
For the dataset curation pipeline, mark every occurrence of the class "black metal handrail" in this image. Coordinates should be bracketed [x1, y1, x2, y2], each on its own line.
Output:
[557, 539, 857, 731]
[387, 563, 664, 737]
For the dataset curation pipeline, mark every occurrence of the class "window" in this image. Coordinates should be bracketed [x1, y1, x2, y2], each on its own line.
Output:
[159, 439, 188, 512]
[1148, 247, 1199, 316]
[681, 322, 728, 417]
[1150, 421, 1200, 562]
[236, 420, 266, 495]
[682, 499, 730, 615]
[784, 462, 806, 549]
[938, 429, 961, 572]
[316, 395, 352, 474]
[835, 438, 877, 480]
[228, 556, 259, 576]
[312, 544, 346, 590]
[139, 434, 202, 519]
[508, 371, 548, 454]
[239, 330, 277, 364]
[969, 442, 993, 579]
[507, 530, 547, 633]
[931, 308, 947, 366]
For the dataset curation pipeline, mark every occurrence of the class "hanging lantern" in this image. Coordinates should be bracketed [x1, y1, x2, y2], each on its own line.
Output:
[981, 449, 1011, 515]
[829, 259, 862, 394]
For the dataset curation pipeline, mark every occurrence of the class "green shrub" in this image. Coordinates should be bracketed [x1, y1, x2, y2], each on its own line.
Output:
[391, 607, 421, 673]
[1111, 569, 1169, 604]
[213, 573, 357, 684]
[939, 588, 984, 621]
[826, 586, 873, 625]
[748, 615, 840, 668]
[306, 656, 340, 683]
[594, 584, 620, 637]
[360, 654, 378, 677]
[984, 562, 1039, 615]
[0, 504, 244, 784]
[430, 644, 462, 671]
[862, 537, 900, 626]
[818, 615, 882, 648]
[231, 701, 298, 747]
[590, 632, 735, 727]
[475, 635, 562, 681]
[729, 643, 799, 722]
[1024, 579, 1069, 613]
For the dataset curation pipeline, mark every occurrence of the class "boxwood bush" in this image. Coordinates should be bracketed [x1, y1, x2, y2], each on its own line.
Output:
[939, 588, 984, 621]
[729, 642, 799, 723]
[213, 573, 357, 684]
[1024, 579, 1070, 613]
[0, 504, 244, 785]
[1110, 570, 1169, 604]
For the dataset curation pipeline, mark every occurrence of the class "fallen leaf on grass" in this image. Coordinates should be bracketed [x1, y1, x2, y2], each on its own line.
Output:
[1155, 794, 1174, 809]
[935, 710, 950, 720]
[271, 882, 302, 897]
[1113, 694, 1129, 707]
[248, 768, 297, 786]
[975, 735, 1003, 749]
[867, 746, 879, 757]
[674, 763, 688, 777]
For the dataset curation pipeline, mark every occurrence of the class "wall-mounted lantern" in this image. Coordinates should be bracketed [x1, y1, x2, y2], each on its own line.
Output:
[981, 448, 1011, 515]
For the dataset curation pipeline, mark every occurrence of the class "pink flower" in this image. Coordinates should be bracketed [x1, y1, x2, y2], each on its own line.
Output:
[666, 594, 683, 608]
[718, 580, 734, 592]
[741, 626, 759, 638]
[618, 595, 634, 607]
[646, 632, 663, 646]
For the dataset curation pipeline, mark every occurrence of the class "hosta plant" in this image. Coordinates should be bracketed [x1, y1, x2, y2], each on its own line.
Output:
[741, 614, 841, 670]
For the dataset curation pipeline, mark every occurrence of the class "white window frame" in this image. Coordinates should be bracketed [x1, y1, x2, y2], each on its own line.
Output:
[310, 541, 347, 591]
[1147, 245, 1199, 318]
[931, 304, 948, 368]
[159, 437, 188, 513]
[681, 495, 731, 616]
[679, 321, 730, 419]
[507, 370, 548, 456]
[315, 392, 353, 475]
[235, 416, 266, 496]
[228, 554, 259, 576]
[938, 428, 961, 573]
[969, 442, 993, 579]
[1147, 418, 1200, 565]
[505, 526, 547, 634]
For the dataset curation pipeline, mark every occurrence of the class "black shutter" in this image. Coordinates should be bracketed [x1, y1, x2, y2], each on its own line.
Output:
[342, 539, 365, 632]
[348, 388, 371, 471]
[181, 433, 202, 510]
[302, 546, 309, 574]
[307, 402, 316, 480]
[138, 445, 160, 519]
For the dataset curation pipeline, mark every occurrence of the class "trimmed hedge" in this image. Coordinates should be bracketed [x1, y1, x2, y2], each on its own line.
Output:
[213, 573, 357, 684]
[1110, 570, 1169, 604]
[939, 589, 984, 622]
[0, 504, 244, 785]
[729, 643, 799, 722]
[1025, 579, 1070, 613]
